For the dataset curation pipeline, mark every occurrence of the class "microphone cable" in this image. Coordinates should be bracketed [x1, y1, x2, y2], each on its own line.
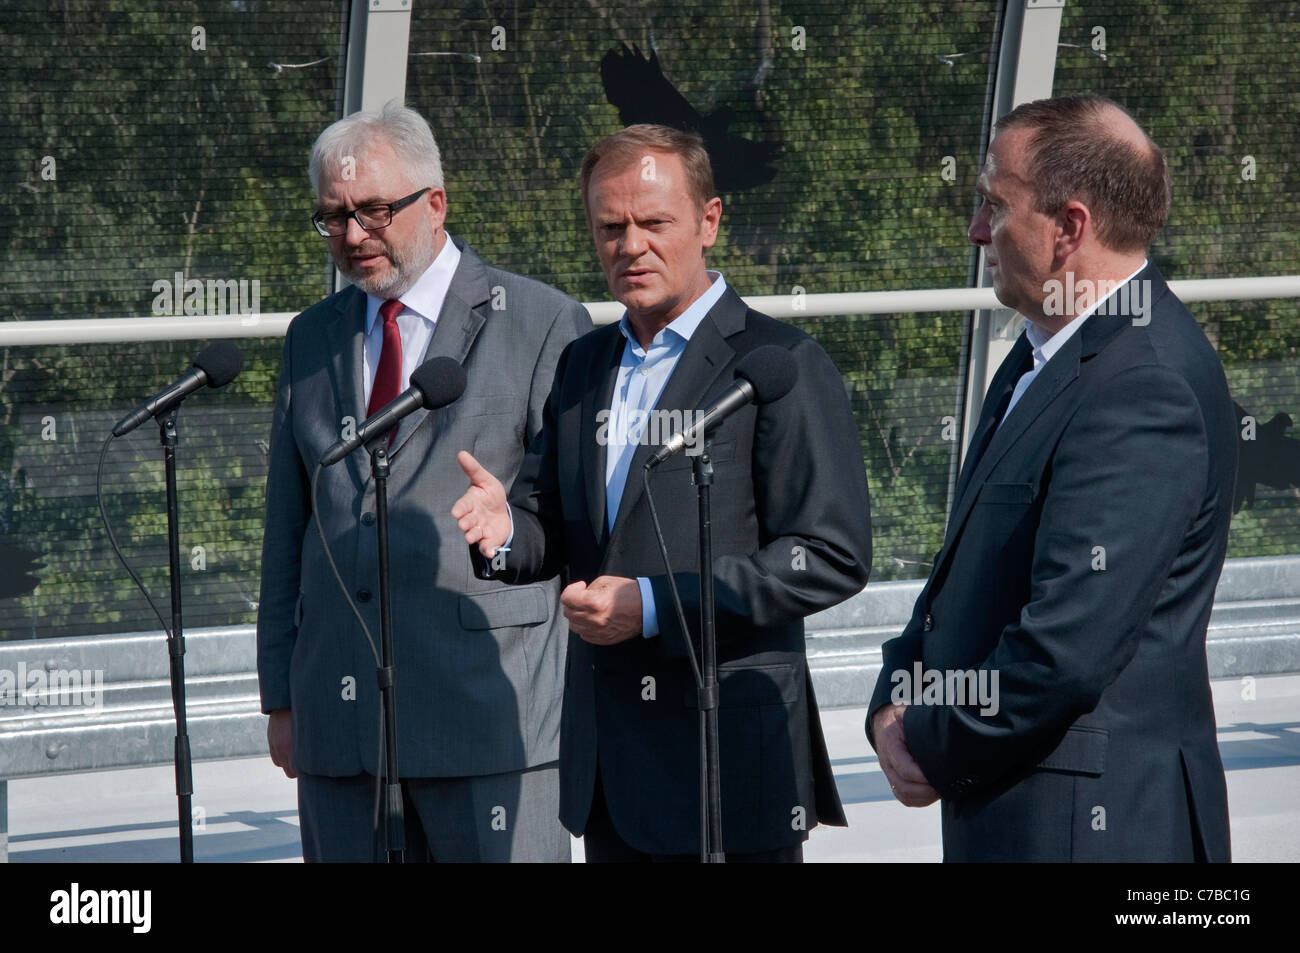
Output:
[96, 429, 173, 637]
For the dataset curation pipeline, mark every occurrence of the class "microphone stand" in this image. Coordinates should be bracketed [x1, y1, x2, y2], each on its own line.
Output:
[158, 409, 194, 863]
[691, 438, 724, 863]
[369, 440, 404, 863]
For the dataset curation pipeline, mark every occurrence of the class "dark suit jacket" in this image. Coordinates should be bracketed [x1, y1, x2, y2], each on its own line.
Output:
[496, 285, 873, 854]
[256, 237, 591, 778]
[868, 263, 1235, 861]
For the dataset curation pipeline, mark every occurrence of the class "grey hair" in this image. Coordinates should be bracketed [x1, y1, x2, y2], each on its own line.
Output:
[308, 100, 444, 195]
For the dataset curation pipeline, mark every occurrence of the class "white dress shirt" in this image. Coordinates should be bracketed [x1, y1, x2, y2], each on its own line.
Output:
[361, 236, 462, 405]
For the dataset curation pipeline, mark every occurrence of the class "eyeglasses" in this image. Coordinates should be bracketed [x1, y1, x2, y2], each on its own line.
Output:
[311, 188, 430, 237]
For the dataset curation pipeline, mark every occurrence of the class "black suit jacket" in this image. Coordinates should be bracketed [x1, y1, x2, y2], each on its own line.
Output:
[868, 263, 1235, 861]
[496, 285, 872, 854]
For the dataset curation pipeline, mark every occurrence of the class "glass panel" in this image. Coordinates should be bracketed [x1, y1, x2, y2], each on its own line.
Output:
[1054, 1, 1300, 559]
[1, 1, 345, 638]
[407, 1, 1004, 579]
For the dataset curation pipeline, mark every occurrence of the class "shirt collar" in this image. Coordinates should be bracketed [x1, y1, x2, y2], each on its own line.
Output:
[1025, 258, 1147, 368]
[617, 271, 727, 355]
[364, 234, 462, 332]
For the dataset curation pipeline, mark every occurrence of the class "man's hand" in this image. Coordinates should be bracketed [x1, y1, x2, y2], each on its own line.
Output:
[562, 576, 642, 646]
[872, 703, 939, 807]
[452, 450, 512, 557]
[267, 708, 297, 779]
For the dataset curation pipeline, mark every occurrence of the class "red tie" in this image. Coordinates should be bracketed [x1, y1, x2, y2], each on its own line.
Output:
[369, 298, 404, 418]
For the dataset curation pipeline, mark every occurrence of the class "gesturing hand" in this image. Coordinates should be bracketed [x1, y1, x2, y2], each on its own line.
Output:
[451, 450, 512, 557]
[562, 576, 642, 646]
[871, 703, 940, 807]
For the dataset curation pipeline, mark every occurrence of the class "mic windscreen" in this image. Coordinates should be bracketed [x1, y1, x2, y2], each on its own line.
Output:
[734, 345, 797, 404]
[411, 357, 468, 409]
[193, 341, 243, 388]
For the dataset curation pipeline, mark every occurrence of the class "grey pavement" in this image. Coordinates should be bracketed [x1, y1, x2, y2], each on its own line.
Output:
[7, 673, 1298, 863]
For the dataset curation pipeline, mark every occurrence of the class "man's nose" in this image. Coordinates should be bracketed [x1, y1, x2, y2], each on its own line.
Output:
[620, 226, 647, 257]
[343, 214, 372, 245]
[968, 204, 990, 245]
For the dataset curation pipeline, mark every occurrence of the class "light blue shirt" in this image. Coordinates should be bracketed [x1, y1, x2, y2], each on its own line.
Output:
[607, 272, 727, 639]
[502, 271, 727, 640]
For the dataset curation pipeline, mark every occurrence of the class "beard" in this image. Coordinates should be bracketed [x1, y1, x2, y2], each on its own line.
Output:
[334, 223, 437, 299]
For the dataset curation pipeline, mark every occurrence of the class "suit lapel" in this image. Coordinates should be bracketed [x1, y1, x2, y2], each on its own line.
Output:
[939, 336, 1078, 559]
[321, 287, 370, 490]
[938, 264, 1158, 560]
[389, 238, 489, 462]
[582, 329, 626, 547]
[952, 336, 1032, 507]
[606, 289, 741, 546]
[965, 336, 1079, 485]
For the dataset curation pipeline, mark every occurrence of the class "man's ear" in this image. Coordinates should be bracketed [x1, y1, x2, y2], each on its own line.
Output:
[699, 196, 723, 250]
[1055, 199, 1090, 259]
[426, 187, 448, 230]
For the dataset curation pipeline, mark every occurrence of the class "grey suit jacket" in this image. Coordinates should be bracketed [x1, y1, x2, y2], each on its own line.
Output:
[256, 237, 592, 778]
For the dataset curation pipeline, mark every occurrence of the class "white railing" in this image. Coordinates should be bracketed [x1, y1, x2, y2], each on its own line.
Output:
[1, 275, 1298, 346]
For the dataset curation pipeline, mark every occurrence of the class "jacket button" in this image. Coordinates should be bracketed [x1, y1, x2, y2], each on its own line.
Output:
[923, 613, 934, 632]
[361, 512, 376, 526]
[357, 589, 372, 603]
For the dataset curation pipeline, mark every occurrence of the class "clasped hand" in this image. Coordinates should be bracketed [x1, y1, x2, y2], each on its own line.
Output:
[871, 703, 939, 807]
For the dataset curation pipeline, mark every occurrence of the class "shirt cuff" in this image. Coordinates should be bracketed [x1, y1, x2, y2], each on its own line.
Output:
[501, 504, 515, 553]
[638, 577, 659, 639]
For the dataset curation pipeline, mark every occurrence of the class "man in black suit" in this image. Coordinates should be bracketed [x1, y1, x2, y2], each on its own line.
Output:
[453, 124, 872, 861]
[868, 94, 1235, 861]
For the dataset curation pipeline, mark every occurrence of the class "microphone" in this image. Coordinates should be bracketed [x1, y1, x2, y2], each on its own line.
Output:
[113, 342, 243, 436]
[645, 344, 798, 469]
[320, 356, 467, 466]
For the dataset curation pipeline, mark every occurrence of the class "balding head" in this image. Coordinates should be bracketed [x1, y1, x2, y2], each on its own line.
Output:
[995, 94, 1170, 252]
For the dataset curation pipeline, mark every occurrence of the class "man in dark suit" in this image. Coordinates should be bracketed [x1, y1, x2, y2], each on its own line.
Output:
[453, 124, 872, 861]
[867, 94, 1235, 861]
[256, 102, 591, 861]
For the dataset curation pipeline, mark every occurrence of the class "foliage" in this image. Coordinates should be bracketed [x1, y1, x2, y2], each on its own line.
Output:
[2, 0, 1297, 638]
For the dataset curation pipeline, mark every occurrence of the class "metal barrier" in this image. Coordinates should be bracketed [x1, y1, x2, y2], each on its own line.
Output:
[0, 625, 263, 861]
[807, 554, 1300, 708]
[1, 275, 1298, 345]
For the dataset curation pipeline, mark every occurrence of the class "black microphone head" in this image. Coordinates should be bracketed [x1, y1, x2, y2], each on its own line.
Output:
[410, 357, 468, 409]
[193, 341, 243, 388]
[734, 345, 798, 404]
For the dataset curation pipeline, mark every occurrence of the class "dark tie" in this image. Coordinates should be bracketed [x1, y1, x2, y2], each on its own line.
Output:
[368, 298, 404, 417]
[953, 348, 1032, 503]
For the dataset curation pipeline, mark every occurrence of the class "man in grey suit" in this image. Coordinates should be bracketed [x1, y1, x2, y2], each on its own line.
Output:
[256, 102, 591, 861]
